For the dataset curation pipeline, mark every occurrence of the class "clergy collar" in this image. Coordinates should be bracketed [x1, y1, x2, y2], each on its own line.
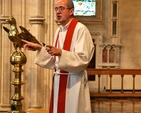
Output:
[59, 18, 73, 32]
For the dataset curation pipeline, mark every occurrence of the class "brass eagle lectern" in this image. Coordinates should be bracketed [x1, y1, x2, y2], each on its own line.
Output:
[3, 16, 41, 113]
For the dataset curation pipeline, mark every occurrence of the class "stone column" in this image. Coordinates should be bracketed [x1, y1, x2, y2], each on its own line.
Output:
[27, 0, 45, 110]
[43, 0, 58, 109]
[0, 0, 12, 112]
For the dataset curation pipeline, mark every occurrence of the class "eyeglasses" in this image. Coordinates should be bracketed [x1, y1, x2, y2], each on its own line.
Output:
[54, 6, 71, 12]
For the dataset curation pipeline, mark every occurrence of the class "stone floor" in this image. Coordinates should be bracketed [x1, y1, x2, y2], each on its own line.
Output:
[91, 98, 141, 113]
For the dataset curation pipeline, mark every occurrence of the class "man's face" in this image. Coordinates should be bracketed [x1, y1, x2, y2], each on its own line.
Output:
[55, 0, 74, 26]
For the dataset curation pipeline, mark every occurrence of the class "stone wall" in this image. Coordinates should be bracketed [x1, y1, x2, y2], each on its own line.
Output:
[0, 0, 57, 112]
[0, 0, 141, 112]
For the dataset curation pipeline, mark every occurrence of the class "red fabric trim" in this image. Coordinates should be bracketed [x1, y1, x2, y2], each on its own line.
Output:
[57, 74, 68, 113]
[54, 31, 60, 62]
[63, 19, 78, 50]
[49, 18, 78, 113]
[55, 31, 60, 48]
[57, 19, 78, 113]
[49, 77, 54, 113]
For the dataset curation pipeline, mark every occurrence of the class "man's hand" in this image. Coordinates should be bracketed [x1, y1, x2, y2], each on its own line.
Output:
[46, 45, 62, 56]
[22, 39, 42, 51]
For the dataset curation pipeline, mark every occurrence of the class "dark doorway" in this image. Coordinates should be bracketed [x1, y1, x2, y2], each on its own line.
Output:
[87, 44, 96, 81]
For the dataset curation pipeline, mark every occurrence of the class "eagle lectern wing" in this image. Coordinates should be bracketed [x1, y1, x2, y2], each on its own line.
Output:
[19, 26, 41, 45]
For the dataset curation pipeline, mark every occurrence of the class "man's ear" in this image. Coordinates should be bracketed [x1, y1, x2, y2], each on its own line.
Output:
[69, 8, 74, 16]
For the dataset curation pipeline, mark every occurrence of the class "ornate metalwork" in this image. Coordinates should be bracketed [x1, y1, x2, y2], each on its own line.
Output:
[9, 51, 26, 113]
[2, 16, 40, 113]
[3, 16, 41, 51]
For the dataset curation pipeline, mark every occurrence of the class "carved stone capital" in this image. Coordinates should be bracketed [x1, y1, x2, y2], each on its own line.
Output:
[29, 16, 45, 24]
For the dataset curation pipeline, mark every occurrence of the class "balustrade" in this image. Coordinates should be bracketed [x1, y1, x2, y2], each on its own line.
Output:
[87, 68, 141, 97]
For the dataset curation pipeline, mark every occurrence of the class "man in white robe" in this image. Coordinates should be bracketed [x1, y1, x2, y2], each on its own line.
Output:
[22, 0, 94, 113]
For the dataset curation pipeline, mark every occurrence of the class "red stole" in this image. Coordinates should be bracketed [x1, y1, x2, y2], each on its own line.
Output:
[49, 18, 78, 113]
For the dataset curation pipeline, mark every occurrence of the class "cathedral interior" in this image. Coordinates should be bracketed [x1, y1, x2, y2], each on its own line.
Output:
[0, 0, 141, 113]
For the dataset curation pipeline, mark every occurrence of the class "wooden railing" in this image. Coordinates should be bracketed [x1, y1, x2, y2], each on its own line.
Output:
[87, 68, 141, 97]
